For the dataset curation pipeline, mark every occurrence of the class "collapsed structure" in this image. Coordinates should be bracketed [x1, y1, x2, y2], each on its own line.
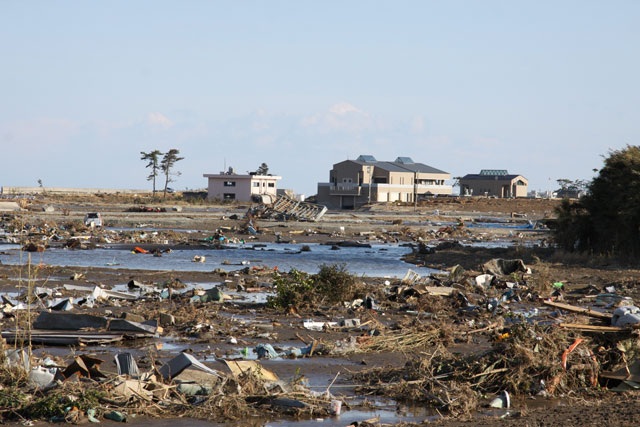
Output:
[251, 194, 327, 222]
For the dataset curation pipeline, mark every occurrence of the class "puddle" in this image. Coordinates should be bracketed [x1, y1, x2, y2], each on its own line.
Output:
[267, 401, 436, 426]
[225, 291, 270, 304]
[1, 276, 67, 283]
[466, 222, 534, 229]
[158, 340, 192, 352]
[111, 281, 223, 295]
[105, 227, 200, 233]
[1, 291, 22, 299]
[465, 240, 544, 248]
[0, 244, 21, 250]
[218, 312, 259, 321]
[217, 342, 309, 361]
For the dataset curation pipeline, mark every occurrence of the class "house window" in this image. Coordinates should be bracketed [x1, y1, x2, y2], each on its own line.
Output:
[268, 183, 275, 188]
[253, 182, 260, 187]
[223, 193, 235, 200]
[223, 181, 236, 187]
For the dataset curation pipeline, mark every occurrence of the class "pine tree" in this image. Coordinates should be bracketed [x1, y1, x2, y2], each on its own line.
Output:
[140, 150, 163, 194]
[160, 149, 184, 198]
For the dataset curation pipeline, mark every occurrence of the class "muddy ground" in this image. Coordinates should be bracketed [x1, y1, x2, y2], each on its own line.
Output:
[1, 194, 639, 426]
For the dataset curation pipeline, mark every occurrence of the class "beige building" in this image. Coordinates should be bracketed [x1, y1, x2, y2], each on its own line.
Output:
[459, 170, 528, 198]
[317, 155, 452, 209]
[204, 168, 281, 202]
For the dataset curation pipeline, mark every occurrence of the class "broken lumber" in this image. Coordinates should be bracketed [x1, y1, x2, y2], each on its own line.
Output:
[559, 323, 629, 332]
[543, 300, 612, 320]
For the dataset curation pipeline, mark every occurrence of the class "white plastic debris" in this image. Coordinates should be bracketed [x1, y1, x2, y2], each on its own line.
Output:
[612, 306, 640, 327]
[489, 391, 510, 409]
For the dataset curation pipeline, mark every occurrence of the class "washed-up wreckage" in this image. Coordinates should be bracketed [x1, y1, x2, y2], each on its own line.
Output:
[1, 343, 332, 423]
[4, 245, 640, 422]
[275, 258, 640, 418]
[0, 273, 345, 423]
[250, 194, 327, 222]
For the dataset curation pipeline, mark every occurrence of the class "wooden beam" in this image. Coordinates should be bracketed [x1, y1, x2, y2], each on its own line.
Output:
[558, 323, 627, 332]
[543, 300, 612, 320]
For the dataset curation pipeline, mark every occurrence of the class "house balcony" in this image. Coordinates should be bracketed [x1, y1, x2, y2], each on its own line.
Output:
[319, 182, 453, 197]
[328, 184, 363, 196]
[374, 183, 453, 193]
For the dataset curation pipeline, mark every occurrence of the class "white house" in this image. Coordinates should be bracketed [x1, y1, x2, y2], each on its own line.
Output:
[203, 168, 281, 202]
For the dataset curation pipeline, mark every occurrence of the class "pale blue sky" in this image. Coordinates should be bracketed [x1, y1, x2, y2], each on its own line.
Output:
[1, 1, 638, 196]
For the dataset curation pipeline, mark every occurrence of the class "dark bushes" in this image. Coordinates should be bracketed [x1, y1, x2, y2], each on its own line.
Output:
[554, 145, 640, 256]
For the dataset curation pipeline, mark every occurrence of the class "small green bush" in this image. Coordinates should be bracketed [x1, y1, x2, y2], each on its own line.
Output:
[267, 269, 315, 309]
[267, 264, 359, 309]
[0, 389, 26, 409]
[314, 264, 358, 304]
[22, 389, 104, 420]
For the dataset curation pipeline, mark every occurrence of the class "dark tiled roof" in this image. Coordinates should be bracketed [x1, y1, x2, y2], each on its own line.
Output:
[352, 160, 448, 174]
[356, 155, 377, 162]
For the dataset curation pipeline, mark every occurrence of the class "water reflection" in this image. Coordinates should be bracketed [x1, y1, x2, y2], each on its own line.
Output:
[0, 243, 436, 278]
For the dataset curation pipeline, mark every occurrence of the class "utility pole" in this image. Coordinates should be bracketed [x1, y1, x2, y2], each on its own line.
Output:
[413, 171, 418, 212]
[367, 166, 373, 204]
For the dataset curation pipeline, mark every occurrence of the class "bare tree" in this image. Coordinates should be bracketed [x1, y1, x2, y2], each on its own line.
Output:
[160, 149, 184, 198]
[140, 150, 163, 194]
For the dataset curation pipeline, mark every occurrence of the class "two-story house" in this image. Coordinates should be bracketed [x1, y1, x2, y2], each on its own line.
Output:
[317, 155, 452, 209]
[204, 167, 281, 202]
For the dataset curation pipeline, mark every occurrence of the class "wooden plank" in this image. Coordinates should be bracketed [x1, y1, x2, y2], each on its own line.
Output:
[543, 301, 612, 320]
[424, 286, 456, 296]
[601, 360, 640, 382]
[559, 323, 627, 332]
[1, 330, 124, 345]
[224, 360, 279, 382]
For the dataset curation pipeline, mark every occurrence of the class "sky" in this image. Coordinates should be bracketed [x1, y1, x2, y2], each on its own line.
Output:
[1, 1, 639, 196]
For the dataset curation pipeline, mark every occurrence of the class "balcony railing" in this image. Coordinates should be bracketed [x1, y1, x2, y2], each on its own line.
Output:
[328, 184, 362, 195]
[327, 183, 452, 196]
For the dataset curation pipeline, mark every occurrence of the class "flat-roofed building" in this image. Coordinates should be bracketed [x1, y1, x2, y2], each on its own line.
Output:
[204, 168, 281, 202]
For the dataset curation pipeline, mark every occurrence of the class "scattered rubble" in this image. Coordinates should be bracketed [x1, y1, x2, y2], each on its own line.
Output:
[1, 196, 640, 425]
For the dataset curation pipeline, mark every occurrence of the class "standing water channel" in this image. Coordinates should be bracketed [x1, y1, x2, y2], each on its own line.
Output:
[0, 242, 438, 278]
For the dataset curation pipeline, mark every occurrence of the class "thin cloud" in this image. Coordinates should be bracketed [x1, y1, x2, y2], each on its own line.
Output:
[328, 101, 363, 115]
[147, 112, 173, 129]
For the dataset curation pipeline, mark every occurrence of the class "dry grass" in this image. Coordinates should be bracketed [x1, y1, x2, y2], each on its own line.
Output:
[351, 322, 630, 417]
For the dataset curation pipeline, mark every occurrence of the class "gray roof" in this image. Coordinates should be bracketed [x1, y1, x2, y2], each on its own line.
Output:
[395, 157, 414, 164]
[461, 174, 523, 181]
[356, 154, 377, 162]
[352, 159, 449, 174]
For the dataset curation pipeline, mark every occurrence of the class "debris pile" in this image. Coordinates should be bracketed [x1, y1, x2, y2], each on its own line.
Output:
[0, 347, 330, 423]
[250, 195, 328, 222]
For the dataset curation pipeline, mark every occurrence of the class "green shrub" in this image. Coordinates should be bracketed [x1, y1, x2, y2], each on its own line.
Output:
[0, 389, 26, 409]
[267, 269, 315, 309]
[314, 264, 358, 304]
[22, 389, 104, 420]
[267, 264, 359, 309]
